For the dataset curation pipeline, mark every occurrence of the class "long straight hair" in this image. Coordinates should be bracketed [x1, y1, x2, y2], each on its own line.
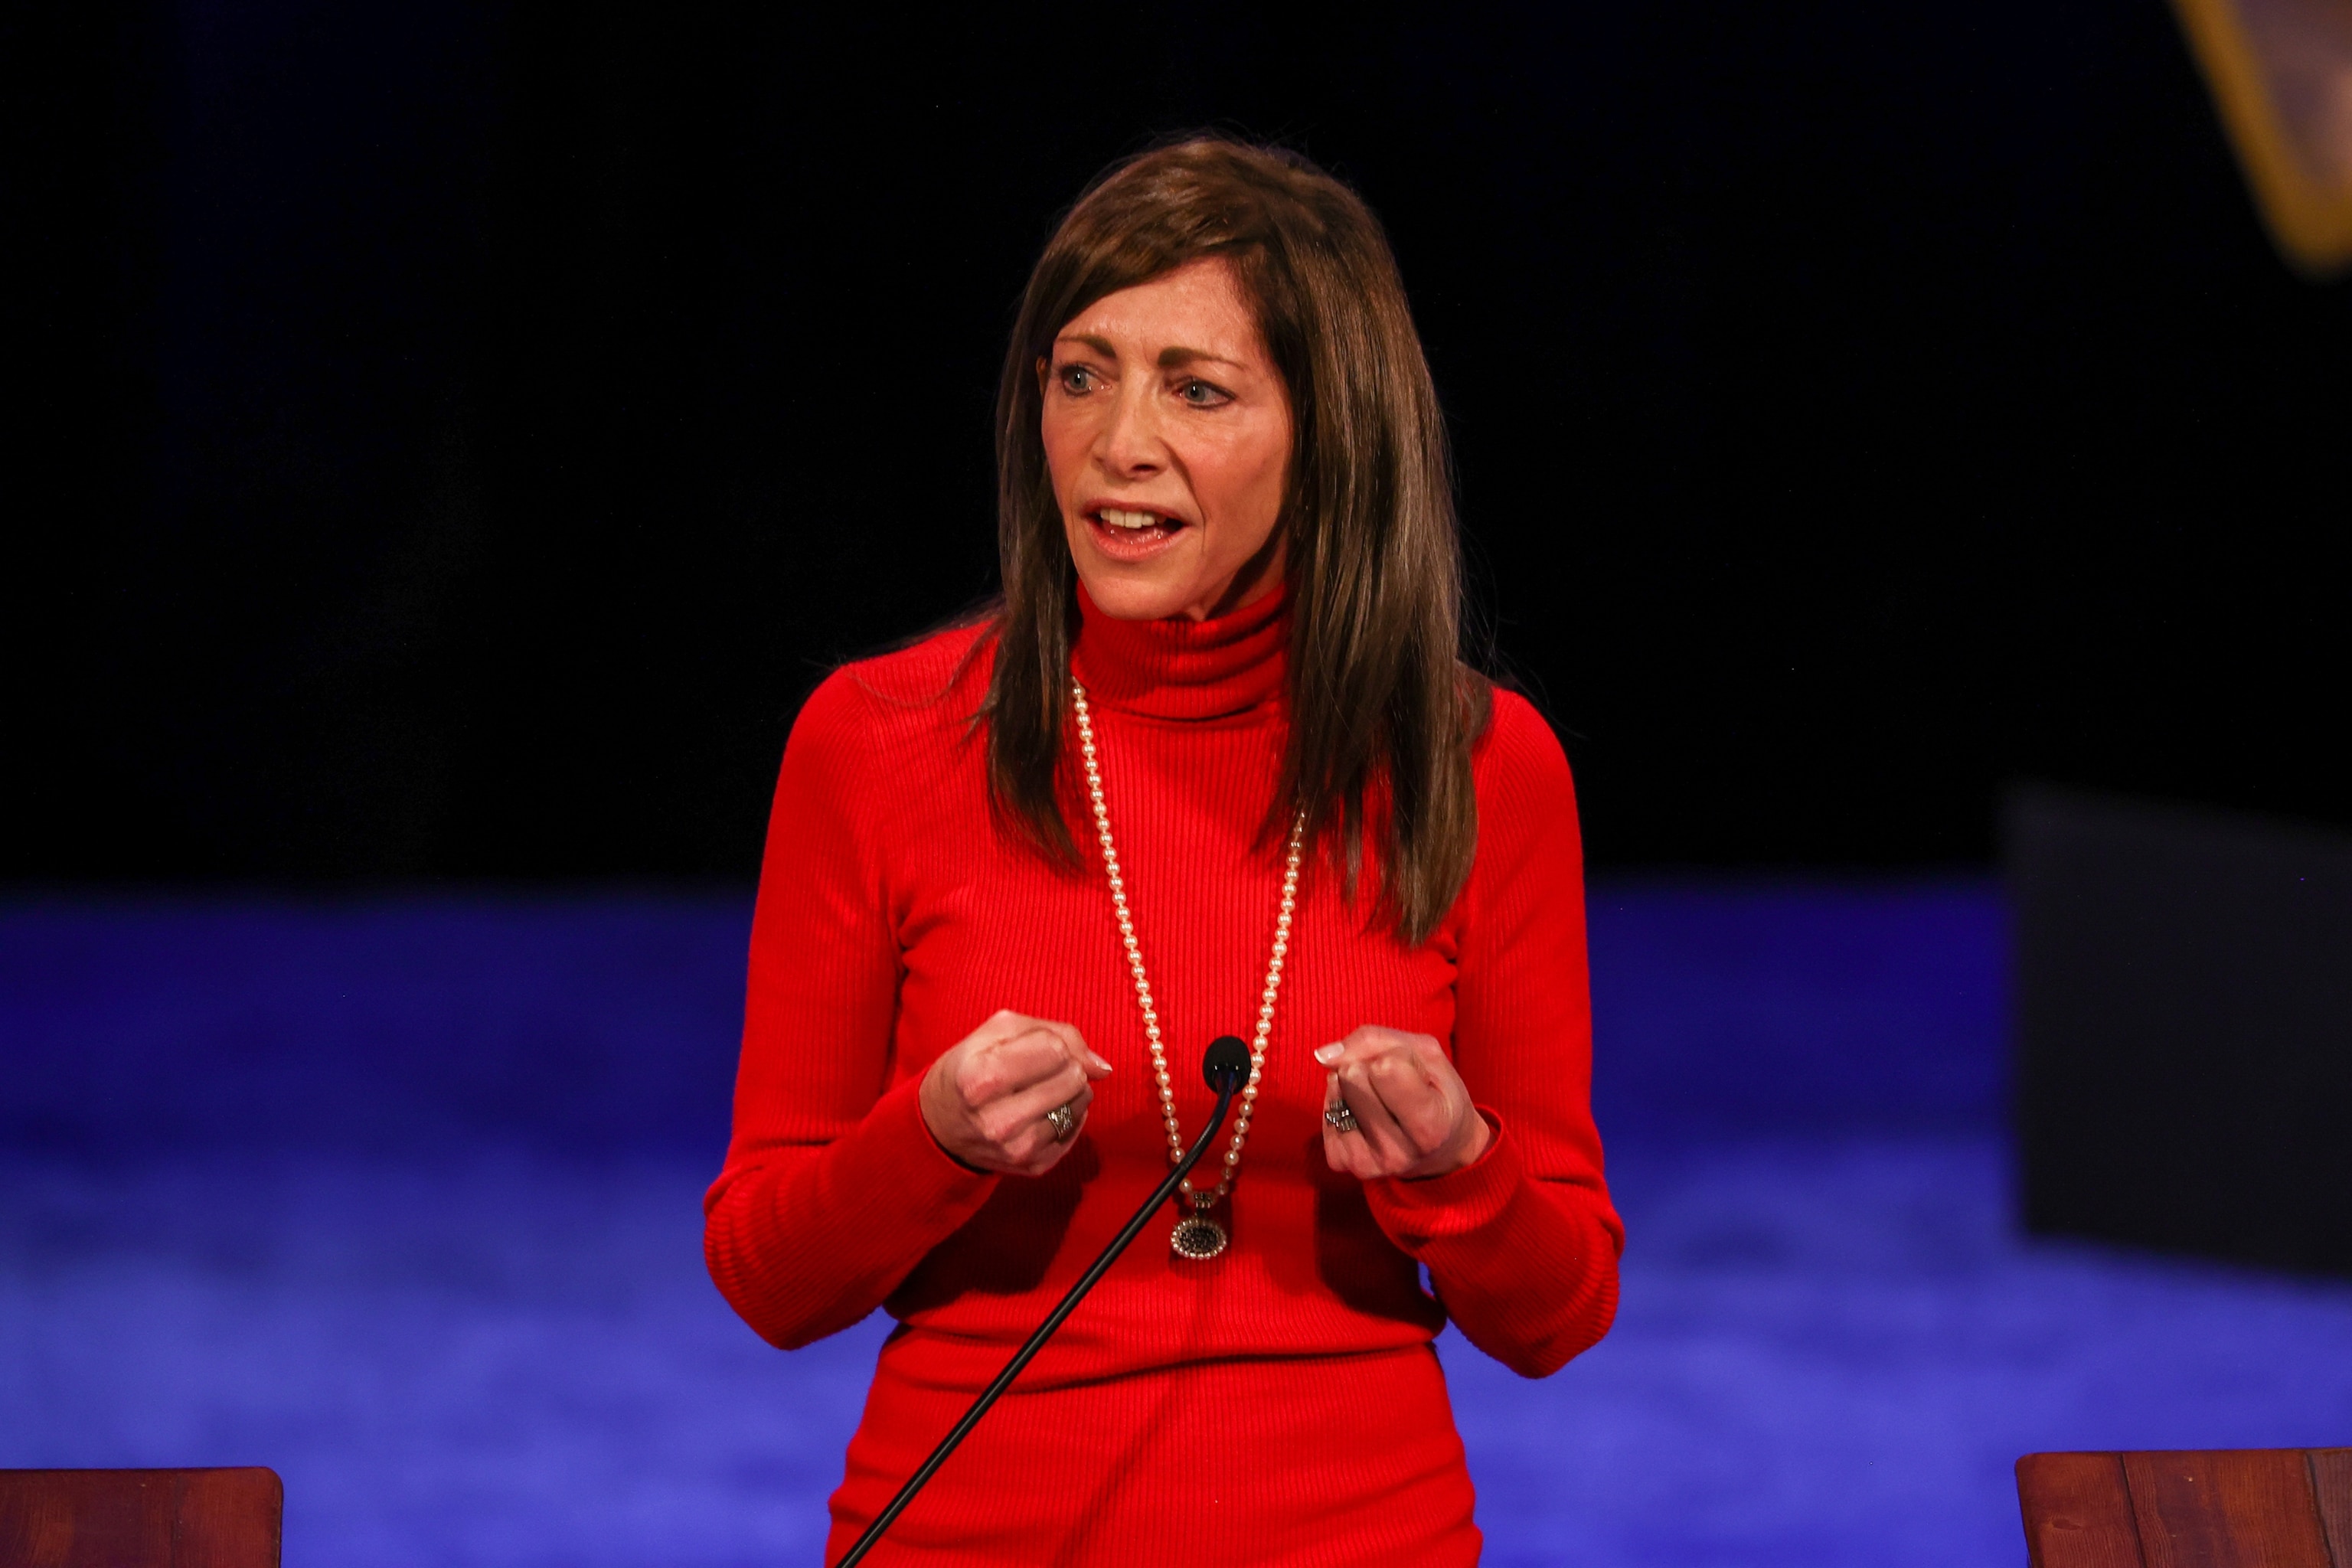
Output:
[985, 136, 1489, 946]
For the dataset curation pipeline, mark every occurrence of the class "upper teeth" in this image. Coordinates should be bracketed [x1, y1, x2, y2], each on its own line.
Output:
[1099, 508, 1165, 530]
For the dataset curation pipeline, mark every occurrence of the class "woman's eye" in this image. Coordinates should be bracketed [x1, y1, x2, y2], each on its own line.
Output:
[1057, 364, 1097, 394]
[1178, 379, 1230, 407]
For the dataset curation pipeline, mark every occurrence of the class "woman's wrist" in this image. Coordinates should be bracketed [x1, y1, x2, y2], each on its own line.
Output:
[917, 1059, 990, 1173]
[1403, 1108, 1496, 1181]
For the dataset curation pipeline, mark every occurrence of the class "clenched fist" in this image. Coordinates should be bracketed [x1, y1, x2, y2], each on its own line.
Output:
[1315, 1026, 1491, 1181]
[920, 1010, 1113, 1175]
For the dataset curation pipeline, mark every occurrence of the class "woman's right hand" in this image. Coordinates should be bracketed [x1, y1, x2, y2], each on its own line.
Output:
[919, 1009, 1112, 1175]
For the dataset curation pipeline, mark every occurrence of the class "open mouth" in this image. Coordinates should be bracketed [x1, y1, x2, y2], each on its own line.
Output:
[1085, 506, 1188, 557]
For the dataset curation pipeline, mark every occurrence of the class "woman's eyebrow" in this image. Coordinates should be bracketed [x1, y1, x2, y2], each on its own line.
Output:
[1157, 345, 1244, 371]
[1054, 333, 1117, 358]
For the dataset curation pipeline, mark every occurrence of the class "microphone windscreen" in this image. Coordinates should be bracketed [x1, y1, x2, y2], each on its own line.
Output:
[1202, 1036, 1250, 1093]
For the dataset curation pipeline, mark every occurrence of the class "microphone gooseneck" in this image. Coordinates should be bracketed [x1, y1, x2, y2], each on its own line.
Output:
[832, 1037, 1250, 1568]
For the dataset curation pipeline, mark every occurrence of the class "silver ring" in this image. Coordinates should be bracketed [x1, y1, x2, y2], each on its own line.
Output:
[1044, 1101, 1079, 1142]
[1324, 1102, 1361, 1134]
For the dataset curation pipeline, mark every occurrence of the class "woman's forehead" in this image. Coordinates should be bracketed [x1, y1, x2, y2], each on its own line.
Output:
[1054, 258, 1264, 361]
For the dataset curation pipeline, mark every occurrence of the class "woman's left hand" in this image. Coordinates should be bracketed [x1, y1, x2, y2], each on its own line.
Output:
[1315, 1026, 1491, 1181]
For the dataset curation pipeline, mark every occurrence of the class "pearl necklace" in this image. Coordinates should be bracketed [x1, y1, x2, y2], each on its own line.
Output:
[1071, 680, 1305, 1261]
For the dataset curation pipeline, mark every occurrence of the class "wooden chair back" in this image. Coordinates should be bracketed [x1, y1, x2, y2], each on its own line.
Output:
[2019, 1449, 2350, 1567]
[0, 1468, 282, 1568]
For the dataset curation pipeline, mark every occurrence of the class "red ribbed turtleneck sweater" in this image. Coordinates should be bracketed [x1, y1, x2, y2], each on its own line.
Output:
[705, 583, 1622, 1566]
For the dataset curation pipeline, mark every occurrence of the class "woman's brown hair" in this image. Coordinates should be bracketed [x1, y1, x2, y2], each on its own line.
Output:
[986, 136, 1490, 946]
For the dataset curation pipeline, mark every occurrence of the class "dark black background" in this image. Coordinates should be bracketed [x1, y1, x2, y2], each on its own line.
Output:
[8, 1, 2346, 884]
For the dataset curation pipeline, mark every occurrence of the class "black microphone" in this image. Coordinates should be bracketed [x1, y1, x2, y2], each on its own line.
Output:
[834, 1035, 1251, 1568]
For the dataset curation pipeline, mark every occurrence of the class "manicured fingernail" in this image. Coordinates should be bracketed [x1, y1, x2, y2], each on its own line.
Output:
[1089, 1052, 1113, 1072]
[1313, 1044, 1344, 1066]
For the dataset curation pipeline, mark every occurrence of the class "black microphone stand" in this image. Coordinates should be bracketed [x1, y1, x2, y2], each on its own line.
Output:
[833, 1036, 1251, 1568]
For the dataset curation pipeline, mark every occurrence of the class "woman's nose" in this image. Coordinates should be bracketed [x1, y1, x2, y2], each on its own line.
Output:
[1097, 382, 1165, 475]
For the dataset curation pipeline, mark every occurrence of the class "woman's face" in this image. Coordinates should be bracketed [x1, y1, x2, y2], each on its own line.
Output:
[1041, 256, 1293, 622]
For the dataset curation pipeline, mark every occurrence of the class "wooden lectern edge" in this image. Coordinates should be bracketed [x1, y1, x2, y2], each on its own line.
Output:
[0, 1467, 285, 1568]
[2311, 1449, 2352, 1567]
[2017, 1449, 2352, 1568]
[2016, 1452, 2144, 1568]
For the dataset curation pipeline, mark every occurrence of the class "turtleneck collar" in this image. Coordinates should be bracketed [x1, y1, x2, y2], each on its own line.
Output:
[1071, 577, 1292, 721]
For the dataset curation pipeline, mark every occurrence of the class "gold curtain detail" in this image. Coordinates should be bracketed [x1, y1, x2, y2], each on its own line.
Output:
[2171, 0, 2352, 275]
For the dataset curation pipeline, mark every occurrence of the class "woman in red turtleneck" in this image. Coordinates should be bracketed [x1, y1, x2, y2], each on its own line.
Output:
[705, 139, 1622, 1566]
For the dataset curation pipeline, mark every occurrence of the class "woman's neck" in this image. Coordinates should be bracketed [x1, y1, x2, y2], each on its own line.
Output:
[1071, 577, 1290, 721]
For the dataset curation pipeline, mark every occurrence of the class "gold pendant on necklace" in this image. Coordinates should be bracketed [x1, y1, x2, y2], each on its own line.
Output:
[1171, 1214, 1229, 1260]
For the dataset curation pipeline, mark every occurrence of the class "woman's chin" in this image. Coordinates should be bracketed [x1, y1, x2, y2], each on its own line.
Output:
[1073, 534, 1213, 622]
[1072, 519, 1284, 622]
[1079, 570, 1204, 622]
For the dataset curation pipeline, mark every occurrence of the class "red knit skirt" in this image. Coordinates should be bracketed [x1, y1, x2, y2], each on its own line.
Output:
[826, 1338, 1481, 1566]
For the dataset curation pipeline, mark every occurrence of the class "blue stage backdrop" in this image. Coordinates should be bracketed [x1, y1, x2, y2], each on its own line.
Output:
[2, 880, 2004, 1157]
[5, 881, 2349, 1568]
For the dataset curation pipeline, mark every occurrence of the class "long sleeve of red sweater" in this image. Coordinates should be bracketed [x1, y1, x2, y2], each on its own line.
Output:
[1364, 704, 1623, 1375]
[703, 670, 1001, 1349]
